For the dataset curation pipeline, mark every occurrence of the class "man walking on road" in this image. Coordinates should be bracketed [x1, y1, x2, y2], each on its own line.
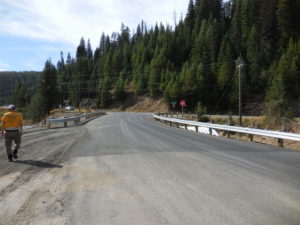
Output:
[1, 105, 23, 162]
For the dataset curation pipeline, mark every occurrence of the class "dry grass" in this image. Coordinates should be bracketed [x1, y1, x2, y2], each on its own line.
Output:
[221, 132, 300, 151]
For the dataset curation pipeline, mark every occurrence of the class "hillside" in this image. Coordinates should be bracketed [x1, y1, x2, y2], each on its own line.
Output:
[0, 71, 39, 105]
[7, 0, 300, 124]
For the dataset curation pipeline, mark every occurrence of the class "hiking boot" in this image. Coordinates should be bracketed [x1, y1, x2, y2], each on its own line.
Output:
[13, 150, 18, 159]
[8, 155, 13, 162]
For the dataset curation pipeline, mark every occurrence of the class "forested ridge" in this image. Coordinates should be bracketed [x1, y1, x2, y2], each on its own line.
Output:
[0, 72, 38, 106]
[9, 0, 300, 123]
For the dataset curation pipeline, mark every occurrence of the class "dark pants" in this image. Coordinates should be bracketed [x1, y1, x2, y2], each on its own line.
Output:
[5, 131, 21, 156]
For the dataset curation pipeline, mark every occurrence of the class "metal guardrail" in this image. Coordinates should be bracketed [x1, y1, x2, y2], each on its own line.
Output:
[47, 111, 106, 128]
[153, 114, 300, 148]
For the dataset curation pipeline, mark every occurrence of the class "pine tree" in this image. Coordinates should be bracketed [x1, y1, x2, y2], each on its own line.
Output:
[230, 0, 242, 55]
[277, 0, 300, 49]
[217, 35, 234, 89]
[86, 39, 93, 60]
[76, 37, 87, 60]
[98, 76, 111, 108]
[24, 93, 45, 122]
[114, 71, 126, 101]
[277, 38, 300, 99]
[185, 0, 195, 31]
[195, 101, 207, 121]
[38, 59, 58, 114]
[56, 51, 66, 106]
[260, 0, 278, 66]
[68, 71, 80, 107]
[246, 25, 262, 90]
[263, 72, 289, 127]
[12, 82, 29, 109]
[147, 47, 168, 97]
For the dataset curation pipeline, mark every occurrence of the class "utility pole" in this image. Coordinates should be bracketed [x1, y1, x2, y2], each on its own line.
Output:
[236, 57, 244, 127]
[78, 81, 81, 113]
[59, 85, 62, 108]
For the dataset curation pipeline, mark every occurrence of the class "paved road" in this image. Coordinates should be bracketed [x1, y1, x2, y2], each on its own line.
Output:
[0, 112, 300, 225]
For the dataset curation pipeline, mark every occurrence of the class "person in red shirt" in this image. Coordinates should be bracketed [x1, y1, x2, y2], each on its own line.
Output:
[1, 105, 23, 162]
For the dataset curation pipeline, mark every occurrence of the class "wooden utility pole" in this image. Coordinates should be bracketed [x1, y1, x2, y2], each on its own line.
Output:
[236, 57, 244, 127]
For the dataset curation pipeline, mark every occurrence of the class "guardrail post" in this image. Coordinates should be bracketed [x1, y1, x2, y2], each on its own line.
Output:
[209, 128, 212, 135]
[195, 126, 198, 132]
[164, 120, 167, 124]
[278, 138, 284, 148]
[249, 134, 254, 142]
[226, 131, 230, 138]
[185, 124, 187, 130]
[170, 121, 172, 126]
[64, 122, 67, 127]
[176, 123, 179, 128]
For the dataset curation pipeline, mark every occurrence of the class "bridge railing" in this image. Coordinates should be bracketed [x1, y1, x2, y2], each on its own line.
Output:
[153, 114, 300, 148]
[47, 111, 106, 128]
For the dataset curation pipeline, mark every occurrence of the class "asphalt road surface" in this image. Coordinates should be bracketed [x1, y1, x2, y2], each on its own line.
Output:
[0, 112, 300, 225]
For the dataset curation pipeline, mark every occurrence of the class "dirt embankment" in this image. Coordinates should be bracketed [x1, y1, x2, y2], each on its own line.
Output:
[106, 95, 168, 113]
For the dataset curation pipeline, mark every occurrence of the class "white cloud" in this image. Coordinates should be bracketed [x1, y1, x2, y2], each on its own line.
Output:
[0, 0, 188, 49]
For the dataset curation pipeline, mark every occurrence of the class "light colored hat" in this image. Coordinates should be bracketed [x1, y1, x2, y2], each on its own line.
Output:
[8, 105, 16, 110]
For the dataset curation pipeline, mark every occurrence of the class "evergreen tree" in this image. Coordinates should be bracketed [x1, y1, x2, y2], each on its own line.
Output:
[38, 59, 58, 114]
[24, 93, 45, 122]
[68, 71, 80, 107]
[263, 72, 289, 126]
[277, 38, 300, 99]
[185, 0, 195, 31]
[217, 34, 234, 89]
[260, 0, 278, 66]
[98, 76, 111, 108]
[230, 0, 242, 55]
[56, 51, 66, 106]
[195, 101, 207, 121]
[12, 82, 30, 109]
[277, 0, 300, 48]
[246, 25, 262, 91]
[87, 39, 93, 60]
[76, 37, 87, 60]
[114, 71, 126, 101]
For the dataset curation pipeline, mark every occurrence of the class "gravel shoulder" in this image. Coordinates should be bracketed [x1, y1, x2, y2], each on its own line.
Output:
[0, 124, 88, 225]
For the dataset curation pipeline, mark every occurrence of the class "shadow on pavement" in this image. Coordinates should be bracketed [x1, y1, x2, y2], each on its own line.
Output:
[15, 160, 63, 168]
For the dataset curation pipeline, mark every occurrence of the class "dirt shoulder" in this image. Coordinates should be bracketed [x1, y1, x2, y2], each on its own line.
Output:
[0, 125, 88, 225]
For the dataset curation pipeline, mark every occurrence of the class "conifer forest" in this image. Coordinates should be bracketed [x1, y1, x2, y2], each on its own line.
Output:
[2, 0, 300, 122]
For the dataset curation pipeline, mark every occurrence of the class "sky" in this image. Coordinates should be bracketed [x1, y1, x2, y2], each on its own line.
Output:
[0, 0, 189, 71]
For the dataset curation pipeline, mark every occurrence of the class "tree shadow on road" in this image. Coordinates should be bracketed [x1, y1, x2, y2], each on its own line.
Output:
[15, 160, 63, 168]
